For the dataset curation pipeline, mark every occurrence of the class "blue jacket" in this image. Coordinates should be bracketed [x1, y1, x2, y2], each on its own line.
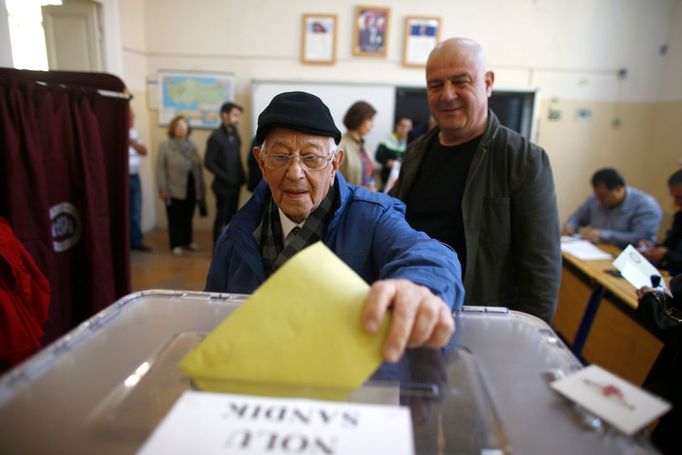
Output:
[205, 173, 464, 310]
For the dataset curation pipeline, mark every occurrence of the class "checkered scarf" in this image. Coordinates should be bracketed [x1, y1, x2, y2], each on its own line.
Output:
[256, 185, 336, 275]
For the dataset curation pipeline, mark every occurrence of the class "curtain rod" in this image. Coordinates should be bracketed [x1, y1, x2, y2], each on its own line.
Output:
[33, 81, 132, 100]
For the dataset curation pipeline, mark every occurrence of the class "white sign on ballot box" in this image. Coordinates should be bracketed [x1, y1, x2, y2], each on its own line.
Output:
[137, 391, 414, 455]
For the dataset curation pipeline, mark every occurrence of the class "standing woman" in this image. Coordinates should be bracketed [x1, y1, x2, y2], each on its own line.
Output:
[339, 101, 377, 191]
[156, 115, 206, 256]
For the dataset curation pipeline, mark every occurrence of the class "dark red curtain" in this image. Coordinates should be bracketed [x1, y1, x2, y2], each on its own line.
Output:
[0, 69, 130, 344]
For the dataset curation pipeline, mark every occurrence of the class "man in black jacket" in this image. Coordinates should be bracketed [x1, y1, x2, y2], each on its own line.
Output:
[391, 37, 561, 323]
[205, 102, 246, 247]
[641, 169, 682, 275]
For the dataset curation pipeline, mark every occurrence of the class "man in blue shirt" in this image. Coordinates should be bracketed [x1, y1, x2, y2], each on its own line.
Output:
[561, 167, 662, 247]
[206, 91, 464, 363]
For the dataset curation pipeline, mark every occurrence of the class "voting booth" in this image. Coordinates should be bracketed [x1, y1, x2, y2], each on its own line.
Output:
[0, 291, 661, 454]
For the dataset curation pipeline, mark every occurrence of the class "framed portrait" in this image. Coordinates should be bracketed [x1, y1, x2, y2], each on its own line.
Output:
[352, 6, 390, 57]
[301, 14, 337, 65]
[402, 16, 441, 67]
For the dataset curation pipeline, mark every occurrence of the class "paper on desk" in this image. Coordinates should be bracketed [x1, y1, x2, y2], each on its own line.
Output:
[551, 365, 670, 436]
[613, 245, 665, 290]
[560, 239, 612, 260]
[180, 241, 390, 393]
[560, 235, 580, 243]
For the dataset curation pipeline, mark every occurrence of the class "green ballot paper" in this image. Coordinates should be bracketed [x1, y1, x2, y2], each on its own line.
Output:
[180, 242, 390, 395]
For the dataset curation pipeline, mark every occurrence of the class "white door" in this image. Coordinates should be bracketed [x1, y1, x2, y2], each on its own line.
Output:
[42, 1, 104, 72]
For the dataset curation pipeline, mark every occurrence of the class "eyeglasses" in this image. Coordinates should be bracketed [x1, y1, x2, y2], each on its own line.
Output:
[261, 153, 334, 171]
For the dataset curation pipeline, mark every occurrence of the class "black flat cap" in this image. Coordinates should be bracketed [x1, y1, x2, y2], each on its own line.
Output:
[256, 91, 342, 146]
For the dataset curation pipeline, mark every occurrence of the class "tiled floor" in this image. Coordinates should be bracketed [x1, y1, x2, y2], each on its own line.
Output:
[130, 228, 213, 292]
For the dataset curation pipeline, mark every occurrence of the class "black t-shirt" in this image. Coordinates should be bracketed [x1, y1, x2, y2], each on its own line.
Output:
[405, 136, 479, 277]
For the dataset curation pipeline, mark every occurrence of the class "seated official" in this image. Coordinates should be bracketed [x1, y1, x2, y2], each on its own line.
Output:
[205, 91, 464, 363]
[641, 169, 682, 275]
[561, 167, 662, 247]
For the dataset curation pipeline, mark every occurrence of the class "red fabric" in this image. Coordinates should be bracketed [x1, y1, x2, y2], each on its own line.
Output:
[0, 218, 50, 369]
[0, 69, 130, 344]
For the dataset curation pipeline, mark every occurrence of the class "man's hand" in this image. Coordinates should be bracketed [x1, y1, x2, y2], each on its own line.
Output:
[579, 227, 600, 242]
[560, 225, 575, 236]
[362, 279, 455, 363]
[636, 286, 653, 301]
[129, 138, 148, 156]
[636, 285, 671, 302]
[642, 246, 667, 263]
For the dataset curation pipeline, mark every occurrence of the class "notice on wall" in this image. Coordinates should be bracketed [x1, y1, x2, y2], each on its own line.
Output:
[137, 391, 414, 455]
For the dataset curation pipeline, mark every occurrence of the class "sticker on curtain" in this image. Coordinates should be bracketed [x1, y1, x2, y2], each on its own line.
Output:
[49, 202, 82, 252]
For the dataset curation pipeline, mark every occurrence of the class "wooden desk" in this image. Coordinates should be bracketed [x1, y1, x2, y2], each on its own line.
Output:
[552, 244, 664, 385]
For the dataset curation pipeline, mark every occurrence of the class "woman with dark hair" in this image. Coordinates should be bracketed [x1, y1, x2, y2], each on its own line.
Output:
[339, 101, 377, 190]
[156, 115, 206, 256]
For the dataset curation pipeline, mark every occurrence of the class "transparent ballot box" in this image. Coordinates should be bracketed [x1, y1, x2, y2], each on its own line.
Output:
[0, 291, 661, 454]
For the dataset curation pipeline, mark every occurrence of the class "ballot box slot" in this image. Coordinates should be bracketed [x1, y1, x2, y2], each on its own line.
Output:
[459, 305, 510, 315]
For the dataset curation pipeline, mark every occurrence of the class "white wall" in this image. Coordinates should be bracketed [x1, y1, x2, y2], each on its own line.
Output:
[116, 0, 681, 229]
[118, 0, 156, 230]
[649, 0, 682, 222]
[138, 0, 675, 102]
[659, 0, 682, 101]
[0, 0, 13, 67]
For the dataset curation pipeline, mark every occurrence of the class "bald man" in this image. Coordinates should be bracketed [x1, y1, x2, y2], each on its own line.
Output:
[391, 38, 561, 323]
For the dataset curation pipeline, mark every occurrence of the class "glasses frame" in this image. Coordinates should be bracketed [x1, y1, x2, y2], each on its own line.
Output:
[260, 152, 336, 172]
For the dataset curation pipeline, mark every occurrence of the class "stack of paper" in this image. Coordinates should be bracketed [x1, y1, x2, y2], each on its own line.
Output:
[561, 239, 612, 261]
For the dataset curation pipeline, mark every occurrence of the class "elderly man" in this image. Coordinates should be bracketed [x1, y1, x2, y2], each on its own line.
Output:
[562, 167, 662, 248]
[391, 37, 561, 323]
[206, 91, 464, 362]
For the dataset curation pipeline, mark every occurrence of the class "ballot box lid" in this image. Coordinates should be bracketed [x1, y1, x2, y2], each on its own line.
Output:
[0, 291, 660, 455]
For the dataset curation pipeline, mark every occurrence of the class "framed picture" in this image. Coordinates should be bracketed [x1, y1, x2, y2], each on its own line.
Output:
[352, 6, 390, 57]
[301, 14, 337, 65]
[402, 16, 441, 67]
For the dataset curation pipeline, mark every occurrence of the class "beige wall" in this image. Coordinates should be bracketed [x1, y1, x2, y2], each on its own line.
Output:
[650, 100, 682, 234]
[119, 0, 158, 231]
[650, 0, 682, 234]
[116, 0, 682, 235]
[538, 99, 652, 219]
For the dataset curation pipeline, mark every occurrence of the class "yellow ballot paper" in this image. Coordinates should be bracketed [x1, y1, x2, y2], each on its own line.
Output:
[180, 241, 390, 395]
